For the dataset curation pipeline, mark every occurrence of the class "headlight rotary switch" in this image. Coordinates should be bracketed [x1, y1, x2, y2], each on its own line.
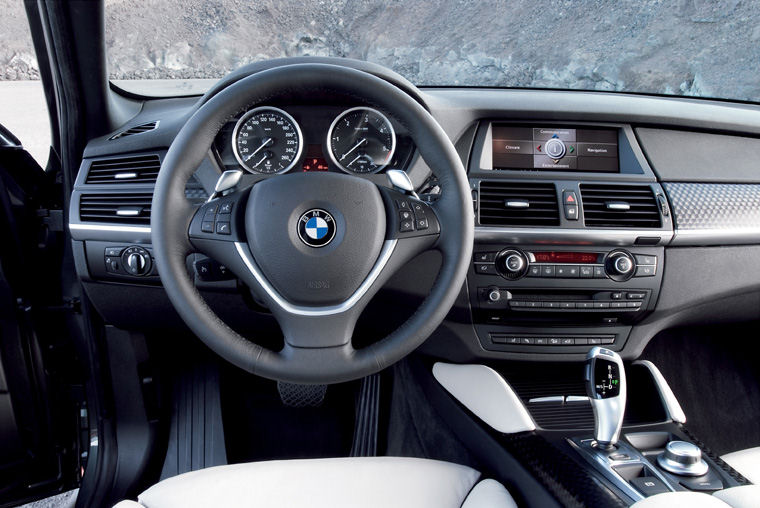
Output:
[121, 246, 152, 276]
[495, 249, 528, 280]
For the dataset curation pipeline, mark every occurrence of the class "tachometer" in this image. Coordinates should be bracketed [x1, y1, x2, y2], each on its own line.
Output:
[232, 107, 303, 174]
[327, 107, 396, 174]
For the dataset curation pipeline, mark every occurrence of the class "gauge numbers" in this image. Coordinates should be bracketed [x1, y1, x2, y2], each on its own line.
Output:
[232, 107, 303, 174]
[327, 107, 396, 174]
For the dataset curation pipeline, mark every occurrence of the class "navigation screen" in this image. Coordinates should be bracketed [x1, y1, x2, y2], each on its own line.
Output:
[492, 125, 619, 172]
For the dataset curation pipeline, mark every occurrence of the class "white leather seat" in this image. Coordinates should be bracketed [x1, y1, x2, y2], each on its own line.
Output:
[722, 447, 760, 484]
[113, 457, 518, 508]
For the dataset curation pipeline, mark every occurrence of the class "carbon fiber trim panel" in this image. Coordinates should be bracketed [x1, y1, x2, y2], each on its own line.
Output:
[664, 183, 760, 245]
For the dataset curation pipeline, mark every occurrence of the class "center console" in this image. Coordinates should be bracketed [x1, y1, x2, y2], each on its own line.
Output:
[466, 120, 674, 360]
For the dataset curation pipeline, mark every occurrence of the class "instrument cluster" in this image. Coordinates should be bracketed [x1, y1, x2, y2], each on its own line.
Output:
[214, 105, 415, 175]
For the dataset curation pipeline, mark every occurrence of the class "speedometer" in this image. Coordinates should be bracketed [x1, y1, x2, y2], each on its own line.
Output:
[232, 107, 303, 174]
[327, 107, 396, 174]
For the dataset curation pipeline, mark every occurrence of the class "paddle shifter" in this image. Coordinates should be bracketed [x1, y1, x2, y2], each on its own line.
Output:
[585, 347, 627, 450]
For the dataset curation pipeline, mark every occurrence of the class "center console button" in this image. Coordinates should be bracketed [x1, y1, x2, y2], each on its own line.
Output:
[474, 252, 496, 263]
[610, 292, 623, 300]
[627, 292, 646, 299]
[593, 266, 606, 278]
[631, 477, 670, 497]
[528, 265, 541, 277]
[541, 265, 556, 277]
[580, 266, 594, 278]
[556, 265, 580, 278]
[634, 254, 657, 265]
[564, 204, 579, 220]
[635, 265, 656, 277]
[475, 263, 497, 275]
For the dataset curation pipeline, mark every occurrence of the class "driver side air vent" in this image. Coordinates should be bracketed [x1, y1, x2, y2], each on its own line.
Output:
[79, 193, 152, 225]
[85, 154, 161, 184]
[478, 181, 559, 226]
[580, 184, 661, 228]
[109, 121, 159, 140]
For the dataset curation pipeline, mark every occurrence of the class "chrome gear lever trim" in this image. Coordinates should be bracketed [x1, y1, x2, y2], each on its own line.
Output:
[585, 347, 627, 450]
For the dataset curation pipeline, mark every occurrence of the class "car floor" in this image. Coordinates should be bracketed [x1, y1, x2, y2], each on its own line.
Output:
[641, 322, 760, 456]
[16, 490, 77, 508]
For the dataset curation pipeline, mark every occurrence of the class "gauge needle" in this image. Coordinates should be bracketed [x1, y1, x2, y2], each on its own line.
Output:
[252, 154, 269, 167]
[245, 137, 274, 161]
[347, 154, 363, 167]
[340, 138, 366, 161]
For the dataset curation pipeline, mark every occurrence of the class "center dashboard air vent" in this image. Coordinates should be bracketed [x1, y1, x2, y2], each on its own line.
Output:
[79, 193, 152, 225]
[478, 181, 560, 226]
[580, 184, 661, 228]
[85, 154, 161, 184]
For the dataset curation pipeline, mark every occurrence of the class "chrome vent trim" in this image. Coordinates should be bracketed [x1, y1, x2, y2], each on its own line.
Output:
[479, 181, 559, 226]
[85, 154, 161, 184]
[580, 184, 661, 228]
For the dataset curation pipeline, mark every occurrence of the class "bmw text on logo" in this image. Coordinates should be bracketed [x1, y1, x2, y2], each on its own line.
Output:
[297, 209, 337, 247]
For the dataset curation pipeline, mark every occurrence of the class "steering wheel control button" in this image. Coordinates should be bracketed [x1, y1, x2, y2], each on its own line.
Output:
[297, 209, 336, 247]
[219, 201, 233, 214]
[215, 222, 231, 235]
[399, 210, 413, 222]
[201, 221, 214, 233]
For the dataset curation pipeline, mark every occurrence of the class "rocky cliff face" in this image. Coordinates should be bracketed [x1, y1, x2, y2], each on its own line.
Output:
[3, 0, 760, 102]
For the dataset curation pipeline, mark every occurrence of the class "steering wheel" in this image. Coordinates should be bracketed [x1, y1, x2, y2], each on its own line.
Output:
[152, 63, 473, 384]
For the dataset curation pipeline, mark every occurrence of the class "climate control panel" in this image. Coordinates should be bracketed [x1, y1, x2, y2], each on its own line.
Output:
[474, 248, 657, 282]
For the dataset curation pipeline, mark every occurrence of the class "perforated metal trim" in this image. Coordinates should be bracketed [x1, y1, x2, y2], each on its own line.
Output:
[664, 183, 760, 230]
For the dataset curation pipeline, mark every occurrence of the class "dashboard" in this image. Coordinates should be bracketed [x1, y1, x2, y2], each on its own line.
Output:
[66, 66, 760, 365]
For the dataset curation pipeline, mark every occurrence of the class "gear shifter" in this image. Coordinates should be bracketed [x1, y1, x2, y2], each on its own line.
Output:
[585, 347, 627, 450]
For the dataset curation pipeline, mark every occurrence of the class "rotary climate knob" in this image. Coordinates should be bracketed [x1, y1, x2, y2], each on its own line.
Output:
[495, 249, 528, 280]
[605, 250, 635, 282]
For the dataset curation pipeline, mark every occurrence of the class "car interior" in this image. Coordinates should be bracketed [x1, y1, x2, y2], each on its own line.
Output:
[2, 2, 760, 507]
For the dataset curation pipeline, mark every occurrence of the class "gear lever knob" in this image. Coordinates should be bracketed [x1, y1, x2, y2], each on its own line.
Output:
[585, 347, 627, 450]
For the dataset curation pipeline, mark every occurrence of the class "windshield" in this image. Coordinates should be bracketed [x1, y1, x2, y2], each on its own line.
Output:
[104, 1, 755, 102]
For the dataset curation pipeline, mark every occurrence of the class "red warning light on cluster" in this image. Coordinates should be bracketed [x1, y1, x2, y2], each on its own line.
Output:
[302, 144, 330, 172]
[303, 157, 329, 172]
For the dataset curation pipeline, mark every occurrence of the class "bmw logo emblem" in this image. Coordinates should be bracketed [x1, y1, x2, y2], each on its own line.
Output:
[297, 209, 336, 247]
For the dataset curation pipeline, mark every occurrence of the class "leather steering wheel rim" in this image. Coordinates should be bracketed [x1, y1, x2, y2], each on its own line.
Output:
[152, 63, 473, 384]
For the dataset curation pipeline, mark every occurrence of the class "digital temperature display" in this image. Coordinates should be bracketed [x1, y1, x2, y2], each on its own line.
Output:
[532, 252, 599, 264]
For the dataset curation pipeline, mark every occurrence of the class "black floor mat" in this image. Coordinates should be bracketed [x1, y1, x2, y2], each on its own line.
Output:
[641, 323, 760, 456]
[220, 367, 359, 463]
